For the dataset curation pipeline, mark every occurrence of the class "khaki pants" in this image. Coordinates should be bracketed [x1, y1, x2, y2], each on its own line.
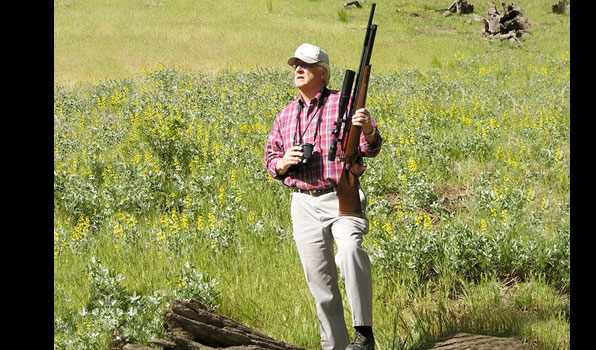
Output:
[290, 189, 373, 350]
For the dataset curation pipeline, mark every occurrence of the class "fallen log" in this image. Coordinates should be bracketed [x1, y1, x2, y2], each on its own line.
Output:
[443, 0, 474, 16]
[500, 31, 523, 45]
[124, 299, 310, 350]
[344, 1, 362, 8]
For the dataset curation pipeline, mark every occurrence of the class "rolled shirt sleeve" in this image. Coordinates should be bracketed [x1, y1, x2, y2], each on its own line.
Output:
[358, 119, 382, 158]
[264, 114, 286, 179]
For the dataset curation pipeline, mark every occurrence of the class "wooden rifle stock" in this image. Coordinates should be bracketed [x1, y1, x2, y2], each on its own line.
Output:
[336, 65, 371, 217]
[336, 4, 377, 218]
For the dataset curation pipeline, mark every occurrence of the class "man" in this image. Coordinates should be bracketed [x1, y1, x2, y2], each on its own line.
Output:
[264, 43, 382, 350]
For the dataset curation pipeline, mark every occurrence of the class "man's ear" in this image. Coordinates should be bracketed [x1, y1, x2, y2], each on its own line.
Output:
[320, 67, 329, 82]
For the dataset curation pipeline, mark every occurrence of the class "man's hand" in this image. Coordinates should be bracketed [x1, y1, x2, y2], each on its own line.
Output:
[351, 108, 376, 143]
[276, 145, 303, 175]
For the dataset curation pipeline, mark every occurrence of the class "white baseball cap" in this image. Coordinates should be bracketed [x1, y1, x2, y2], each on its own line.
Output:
[287, 43, 330, 66]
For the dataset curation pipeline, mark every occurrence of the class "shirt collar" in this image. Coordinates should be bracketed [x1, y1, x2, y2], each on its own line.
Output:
[298, 87, 327, 108]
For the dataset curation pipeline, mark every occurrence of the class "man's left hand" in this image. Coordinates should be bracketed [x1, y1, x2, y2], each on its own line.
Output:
[351, 108, 374, 137]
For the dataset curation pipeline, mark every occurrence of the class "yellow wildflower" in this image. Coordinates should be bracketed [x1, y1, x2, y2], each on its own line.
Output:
[156, 230, 166, 245]
[501, 209, 508, 225]
[407, 157, 417, 173]
[113, 224, 124, 239]
[423, 214, 433, 230]
[197, 215, 204, 230]
[541, 196, 549, 211]
[218, 186, 225, 204]
[208, 212, 216, 229]
[382, 221, 393, 238]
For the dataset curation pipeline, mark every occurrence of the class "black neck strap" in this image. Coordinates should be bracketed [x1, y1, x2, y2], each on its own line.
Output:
[294, 87, 330, 145]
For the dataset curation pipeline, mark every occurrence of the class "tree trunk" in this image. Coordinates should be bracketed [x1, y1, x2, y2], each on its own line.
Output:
[479, 2, 528, 44]
[485, 4, 503, 34]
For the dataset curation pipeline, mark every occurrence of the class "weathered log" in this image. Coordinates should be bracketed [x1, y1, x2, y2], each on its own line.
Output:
[344, 1, 362, 8]
[147, 338, 177, 349]
[500, 2, 522, 22]
[123, 345, 157, 350]
[443, 0, 474, 16]
[502, 16, 526, 32]
[478, 2, 528, 44]
[125, 299, 310, 350]
[484, 3, 503, 34]
[500, 31, 523, 45]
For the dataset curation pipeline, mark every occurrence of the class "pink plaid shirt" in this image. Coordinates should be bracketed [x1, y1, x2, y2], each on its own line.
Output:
[264, 88, 382, 191]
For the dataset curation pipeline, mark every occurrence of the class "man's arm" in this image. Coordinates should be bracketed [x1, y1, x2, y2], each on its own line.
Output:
[350, 108, 382, 158]
[264, 116, 305, 178]
[264, 116, 286, 179]
[275, 145, 303, 176]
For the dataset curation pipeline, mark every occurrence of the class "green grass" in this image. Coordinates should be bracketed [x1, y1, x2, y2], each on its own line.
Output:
[54, 1, 569, 349]
[54, 0, 570, 86]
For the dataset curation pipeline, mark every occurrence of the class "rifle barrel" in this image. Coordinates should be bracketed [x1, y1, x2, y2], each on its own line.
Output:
[348, 4, 376, 121]
[329, 3, 376, 162]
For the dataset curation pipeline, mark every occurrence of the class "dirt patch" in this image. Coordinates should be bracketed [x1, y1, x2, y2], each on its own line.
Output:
[382, 184, 474, 227]
[384, 190, 401, 208]
[417, 333, 528, 350]
[433, 184, 474, 213]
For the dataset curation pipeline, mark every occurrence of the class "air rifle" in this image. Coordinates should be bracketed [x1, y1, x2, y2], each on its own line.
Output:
[329, 3, 377, 217]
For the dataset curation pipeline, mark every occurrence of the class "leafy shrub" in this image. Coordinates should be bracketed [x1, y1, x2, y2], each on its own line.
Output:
[54, 258, 220, 350]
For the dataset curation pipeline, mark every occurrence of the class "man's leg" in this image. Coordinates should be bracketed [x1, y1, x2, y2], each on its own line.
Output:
[331, 216, 373, 328]
[291, 193, 350, 350]
[323, 189, 374, 350]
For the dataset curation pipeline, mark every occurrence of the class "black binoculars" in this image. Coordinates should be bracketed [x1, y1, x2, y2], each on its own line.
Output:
[295, 142, 314, 165]
[288, 143, 314, 174]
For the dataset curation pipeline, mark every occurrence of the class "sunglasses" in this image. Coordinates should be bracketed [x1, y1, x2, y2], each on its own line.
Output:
[293, 61, 318, 69]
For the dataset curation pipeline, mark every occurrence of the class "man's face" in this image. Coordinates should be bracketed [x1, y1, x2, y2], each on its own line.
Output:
[293, 60, 326, 91]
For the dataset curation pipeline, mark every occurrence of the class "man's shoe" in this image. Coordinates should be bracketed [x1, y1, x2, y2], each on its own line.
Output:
[345, 329, 375, 350]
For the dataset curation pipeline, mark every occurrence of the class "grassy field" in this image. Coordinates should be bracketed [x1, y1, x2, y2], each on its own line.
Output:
[54, 0, 569, 85]
[54, 1, 570, 349]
